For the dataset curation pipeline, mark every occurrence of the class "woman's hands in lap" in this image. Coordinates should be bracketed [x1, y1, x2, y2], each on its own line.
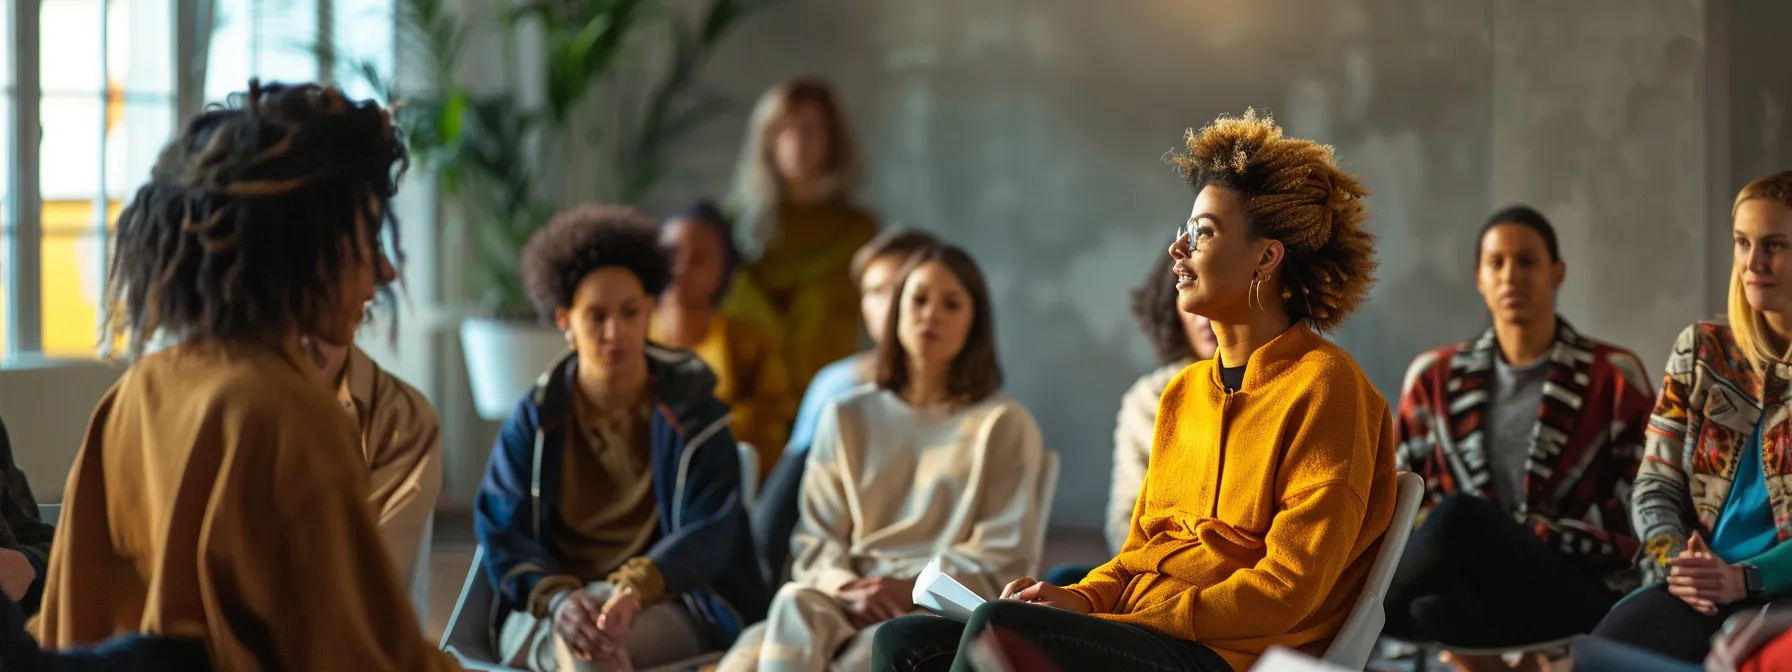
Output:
[1001, 577, 1092, 615]
[1667, 533, 1747, 615]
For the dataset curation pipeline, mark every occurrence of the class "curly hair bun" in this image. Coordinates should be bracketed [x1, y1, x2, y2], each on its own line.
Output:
[1173, 109, 1378, 331]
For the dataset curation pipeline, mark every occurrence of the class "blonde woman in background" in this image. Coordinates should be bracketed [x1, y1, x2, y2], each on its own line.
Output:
[726, 77, 879, 392]
[1589, 170, 1792, 665]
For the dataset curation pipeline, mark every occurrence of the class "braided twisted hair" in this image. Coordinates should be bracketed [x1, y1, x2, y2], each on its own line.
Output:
[103, 81, 408, 358]
[1172, 109, 1377, 331]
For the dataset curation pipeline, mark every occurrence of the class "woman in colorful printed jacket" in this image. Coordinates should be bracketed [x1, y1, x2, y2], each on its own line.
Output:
[1588, 170, 1792, 665]
[1385, 205, 1654, 669]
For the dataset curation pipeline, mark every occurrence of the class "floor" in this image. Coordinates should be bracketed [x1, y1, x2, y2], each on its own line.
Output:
[420, 511, 1114, 642]
[421, 514, 1441, 670]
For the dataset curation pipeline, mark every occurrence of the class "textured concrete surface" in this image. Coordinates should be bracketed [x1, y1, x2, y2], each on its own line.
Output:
[419, 1, 1784, 528]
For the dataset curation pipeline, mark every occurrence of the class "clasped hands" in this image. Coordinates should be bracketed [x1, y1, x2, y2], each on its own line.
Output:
[1667, 532, 1749, 615]
[554, 587, 642, 663]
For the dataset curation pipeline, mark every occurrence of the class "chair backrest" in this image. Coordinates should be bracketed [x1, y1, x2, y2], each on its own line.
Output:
[737, 442, 760, 511]
[1029, 451, 1061, 576]
[37, 503, 60, 526]
[1322, 471, 1425, 670]
[440, 545, 525, 671]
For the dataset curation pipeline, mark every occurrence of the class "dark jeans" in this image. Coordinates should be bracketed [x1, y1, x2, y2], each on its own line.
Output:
[750, 447, 807, 585]
[0, 591, 209, 671]
[1592, 582, 1768, 664]
[871, 600, 1230, 672]
[1382, 494, 1620, 648]
[1042, 564, 1095, 587]
[1571, 635, 1703, 672]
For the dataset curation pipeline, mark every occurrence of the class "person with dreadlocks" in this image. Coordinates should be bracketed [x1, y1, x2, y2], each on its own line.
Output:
[28, 81, 461, 671]
[870, 110, 1397, 672]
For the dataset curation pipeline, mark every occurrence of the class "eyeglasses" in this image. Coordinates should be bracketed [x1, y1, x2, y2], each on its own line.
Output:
[1172, 223, 1204, 252]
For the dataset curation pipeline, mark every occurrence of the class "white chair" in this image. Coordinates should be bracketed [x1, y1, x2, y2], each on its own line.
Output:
[37, 503, 59, 526]
[1320, 471, 1424, 670]
[1030, 451, 1061, 575]
[737, 442, 759, 511]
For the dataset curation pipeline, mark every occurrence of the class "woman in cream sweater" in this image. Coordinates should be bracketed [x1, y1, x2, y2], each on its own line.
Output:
[719, 245, 1046, 672]
[872, 110, 1398, 672]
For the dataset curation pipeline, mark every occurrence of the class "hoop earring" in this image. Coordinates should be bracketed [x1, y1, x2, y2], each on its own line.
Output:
[1249, 272, 1262, 312]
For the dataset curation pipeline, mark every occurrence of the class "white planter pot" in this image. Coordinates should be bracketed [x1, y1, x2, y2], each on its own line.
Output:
[460, 318, 567, 421]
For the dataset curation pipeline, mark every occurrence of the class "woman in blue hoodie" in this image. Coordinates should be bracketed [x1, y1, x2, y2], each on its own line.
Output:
[477, 204, 770, 672]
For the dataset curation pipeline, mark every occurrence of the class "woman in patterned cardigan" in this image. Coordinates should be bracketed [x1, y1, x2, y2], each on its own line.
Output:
[1594, 170, 1792, 664]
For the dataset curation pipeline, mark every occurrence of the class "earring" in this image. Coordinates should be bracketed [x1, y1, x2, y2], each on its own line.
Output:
[1249, 272, 1262, 312]
[1281, 288, 1292, 300]
[564, 331, 575, 349]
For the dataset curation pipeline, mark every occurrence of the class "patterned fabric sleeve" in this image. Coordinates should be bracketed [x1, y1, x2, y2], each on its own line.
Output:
[1394, 350, 1445, 515]
[1632, 325, 1700, 584]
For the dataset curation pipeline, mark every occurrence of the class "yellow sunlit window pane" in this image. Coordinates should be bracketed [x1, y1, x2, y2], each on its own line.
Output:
[40, 201, 118, 359]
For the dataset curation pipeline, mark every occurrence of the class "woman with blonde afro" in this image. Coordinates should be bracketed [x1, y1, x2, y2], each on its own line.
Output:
[870, 110, 1398, 672]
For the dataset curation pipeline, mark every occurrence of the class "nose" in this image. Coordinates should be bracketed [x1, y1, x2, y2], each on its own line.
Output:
[1168, 234, 1189, 260]
[374, 253, 397, 285]
[1751, 246, 1774, 274]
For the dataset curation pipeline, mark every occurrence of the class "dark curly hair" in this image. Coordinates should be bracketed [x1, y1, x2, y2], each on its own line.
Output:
[103, 80, 409, 358]
[1131, 252, 1195, 365]
[522, 204, 671, 322]
[661, 199, 739, 306]
[1172, 109, 1378, 331]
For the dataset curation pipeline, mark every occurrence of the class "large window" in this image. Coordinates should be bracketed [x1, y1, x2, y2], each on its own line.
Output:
[1, 0, 392, 364]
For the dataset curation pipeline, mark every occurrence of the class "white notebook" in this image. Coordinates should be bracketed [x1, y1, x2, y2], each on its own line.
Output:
[911, 557, 986, 622]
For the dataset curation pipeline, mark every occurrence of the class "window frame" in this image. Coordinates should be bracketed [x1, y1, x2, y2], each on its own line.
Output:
[1, 0, 374, 366]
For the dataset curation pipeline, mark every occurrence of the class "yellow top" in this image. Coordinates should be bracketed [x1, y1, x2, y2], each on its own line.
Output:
[1070, 325, 1397, 670]
[33, 340, 459, 671]
[723, 201, 877, 392]
[652, 312, 796, 478]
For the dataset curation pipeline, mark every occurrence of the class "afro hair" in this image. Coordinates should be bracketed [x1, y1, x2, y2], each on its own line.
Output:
[522, 204, 671, 323]
[1172, 109, 1378, 332]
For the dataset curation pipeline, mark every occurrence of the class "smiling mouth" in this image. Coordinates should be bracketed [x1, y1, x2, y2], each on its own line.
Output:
[1174, 266, 1196, 288]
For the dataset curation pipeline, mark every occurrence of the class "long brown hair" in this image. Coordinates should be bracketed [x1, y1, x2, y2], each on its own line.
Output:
[874, 245, 1003, 405]
[729, 78, 861, 258]
[1729, 170, 1792, 369]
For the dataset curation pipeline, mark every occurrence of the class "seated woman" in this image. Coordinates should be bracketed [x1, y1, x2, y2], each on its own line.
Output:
[752, 227, 939, 582]
[479, 205, 769, 672]
[719, 245, 1046, 671]
[1385, 206, 1653, 658]
[32, 81, 459, 670]
[871, 110, 1397, 672]
[304, 319, 443, 621]
[0, 414, 54, 616]
[1590, 170, 1792, 664]
[1043, 251, 1218, 587]
[653, 200, 797, 479]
